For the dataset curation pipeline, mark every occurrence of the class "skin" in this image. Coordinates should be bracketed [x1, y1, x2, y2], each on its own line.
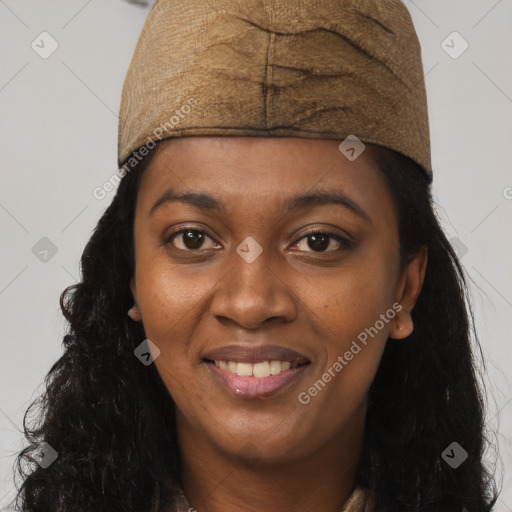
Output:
[129, 137, 427, 512]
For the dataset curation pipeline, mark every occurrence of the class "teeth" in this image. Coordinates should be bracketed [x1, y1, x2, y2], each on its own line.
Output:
[269, 360, 282, 375]
[212, 360, 300, 377]
[253, 361, 271, 377]
[236, 362, 253, 376]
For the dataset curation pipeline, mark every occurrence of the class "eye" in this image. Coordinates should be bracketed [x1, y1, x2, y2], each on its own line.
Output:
[292, 229, 353, 253]
[165, 227, 352, 253]
[166, 228, 220, 251]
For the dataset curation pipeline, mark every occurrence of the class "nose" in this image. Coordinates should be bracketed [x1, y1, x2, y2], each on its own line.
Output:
[209, 245, 297, 330]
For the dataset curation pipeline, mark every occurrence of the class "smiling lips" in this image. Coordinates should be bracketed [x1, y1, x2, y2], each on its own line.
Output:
[203, 344, 310, 398]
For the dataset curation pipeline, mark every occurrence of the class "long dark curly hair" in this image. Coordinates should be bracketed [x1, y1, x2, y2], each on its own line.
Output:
[12, 141, 500, 512]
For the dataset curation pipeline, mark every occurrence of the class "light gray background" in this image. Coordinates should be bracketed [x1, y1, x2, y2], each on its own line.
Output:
[1, 0, 511, 509]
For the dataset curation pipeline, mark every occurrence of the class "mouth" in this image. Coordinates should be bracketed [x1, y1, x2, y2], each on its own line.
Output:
[202, 344, 311, 399]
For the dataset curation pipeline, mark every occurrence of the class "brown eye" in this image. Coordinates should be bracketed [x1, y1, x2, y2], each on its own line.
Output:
[294, 230, 352, 253]
[167, 229, 219, 251]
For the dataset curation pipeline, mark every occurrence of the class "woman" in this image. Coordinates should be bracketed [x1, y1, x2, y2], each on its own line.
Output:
[14, 1, 500, 511]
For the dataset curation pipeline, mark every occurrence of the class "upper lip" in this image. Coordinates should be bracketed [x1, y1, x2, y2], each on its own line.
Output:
[203, 344, 310, 364]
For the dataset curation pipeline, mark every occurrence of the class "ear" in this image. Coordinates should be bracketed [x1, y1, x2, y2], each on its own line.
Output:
[127, 277, 142, 322]
[389, 246, 428, 340]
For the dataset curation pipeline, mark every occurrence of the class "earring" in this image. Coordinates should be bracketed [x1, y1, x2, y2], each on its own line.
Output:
[127, 304, 141, 321]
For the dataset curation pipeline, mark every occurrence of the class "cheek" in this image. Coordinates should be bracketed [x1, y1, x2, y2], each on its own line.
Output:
[133, 259, 215, 407]
[305, 247, 399, 345]
[296, 245, 398, 406]
[133, 251, 228, 404]
[134, 249, 213, 341]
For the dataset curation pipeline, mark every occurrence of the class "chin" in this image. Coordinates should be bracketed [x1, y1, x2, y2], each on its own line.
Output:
[208, 421, 308, 463]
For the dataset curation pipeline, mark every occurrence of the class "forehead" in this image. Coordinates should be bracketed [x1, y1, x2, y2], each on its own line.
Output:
[136, 136, 394, 221]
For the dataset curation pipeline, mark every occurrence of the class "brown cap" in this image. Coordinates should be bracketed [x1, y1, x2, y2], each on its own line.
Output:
[118, 0, 432, 182]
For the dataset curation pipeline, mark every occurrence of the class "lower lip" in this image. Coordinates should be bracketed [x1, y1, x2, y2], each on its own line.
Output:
[205, 361, 310, 399]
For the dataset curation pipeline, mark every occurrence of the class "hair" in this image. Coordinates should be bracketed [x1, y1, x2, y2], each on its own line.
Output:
[12, 141, 500, 512]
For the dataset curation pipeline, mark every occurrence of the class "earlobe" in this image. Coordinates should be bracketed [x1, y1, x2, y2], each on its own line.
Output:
[389, 309, 413, 340]
[389, 246, 428, 340]
[127, 304, 142, 321]
[128, 277, 141, 322]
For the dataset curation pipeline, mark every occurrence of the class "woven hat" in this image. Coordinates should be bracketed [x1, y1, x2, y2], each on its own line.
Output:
[118, 0, 432, 182]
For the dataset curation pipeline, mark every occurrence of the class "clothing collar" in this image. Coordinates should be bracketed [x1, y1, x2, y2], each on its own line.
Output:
[172, 484, 372, 512]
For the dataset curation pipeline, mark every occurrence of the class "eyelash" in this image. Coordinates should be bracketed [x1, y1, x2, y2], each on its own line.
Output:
[164, 227, 353, 253]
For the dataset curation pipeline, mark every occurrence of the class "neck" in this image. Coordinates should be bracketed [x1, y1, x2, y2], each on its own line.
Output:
[177, 406, 366, 512]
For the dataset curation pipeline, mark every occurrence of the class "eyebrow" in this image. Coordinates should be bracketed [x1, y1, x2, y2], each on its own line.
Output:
[149, 188, 372, 224]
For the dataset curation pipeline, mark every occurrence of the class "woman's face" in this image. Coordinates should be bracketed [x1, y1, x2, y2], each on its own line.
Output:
[130, 136, 426, 463]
